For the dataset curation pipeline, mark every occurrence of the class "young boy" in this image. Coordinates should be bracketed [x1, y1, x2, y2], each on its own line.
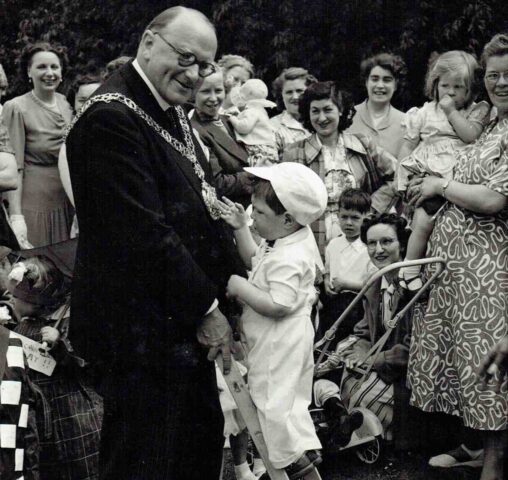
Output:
[320, 189, 375, 342]
[219, 162, 326, 480]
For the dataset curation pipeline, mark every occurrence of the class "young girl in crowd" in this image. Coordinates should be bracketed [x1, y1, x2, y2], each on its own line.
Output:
[228, 79, 279, 166]
[219, 162, 326, 479]
[8, 256, 102, 480]
[397, 50, 490, 288]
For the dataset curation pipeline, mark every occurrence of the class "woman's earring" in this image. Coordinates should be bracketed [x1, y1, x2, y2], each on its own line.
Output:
[28, 77, 33, 85]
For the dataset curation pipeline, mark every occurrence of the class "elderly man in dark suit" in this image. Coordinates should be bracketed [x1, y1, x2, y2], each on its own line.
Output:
[66, 6, 244, 480]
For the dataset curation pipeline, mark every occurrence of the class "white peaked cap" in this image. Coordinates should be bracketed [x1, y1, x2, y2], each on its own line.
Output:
[245, 163, 327, 226]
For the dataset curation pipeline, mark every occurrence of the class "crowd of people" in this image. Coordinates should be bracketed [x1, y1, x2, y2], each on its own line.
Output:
[0, 5, 507, 480]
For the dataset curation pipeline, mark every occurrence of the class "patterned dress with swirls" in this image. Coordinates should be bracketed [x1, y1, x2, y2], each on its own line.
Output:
[408, 118, 508, 430]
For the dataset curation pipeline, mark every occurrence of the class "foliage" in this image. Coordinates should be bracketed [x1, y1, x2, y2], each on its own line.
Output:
[0, 0, 507, 109]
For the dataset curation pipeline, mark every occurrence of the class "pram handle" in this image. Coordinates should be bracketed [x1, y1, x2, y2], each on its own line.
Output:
[314, 256, 446, 372]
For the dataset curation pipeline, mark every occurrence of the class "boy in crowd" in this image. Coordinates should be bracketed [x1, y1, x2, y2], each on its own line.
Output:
[320, 189, 375, 342]
[219, 162, 326, 479]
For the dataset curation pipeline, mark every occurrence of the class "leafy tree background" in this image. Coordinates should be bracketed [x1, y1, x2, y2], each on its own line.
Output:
[1, 0, 507, 110]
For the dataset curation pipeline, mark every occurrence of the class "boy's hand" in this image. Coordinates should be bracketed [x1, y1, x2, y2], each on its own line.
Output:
[439, 94, 456, 116]
[41, 326, 60, 345]
[226, 275, 248, 300]
[217, 197, 249, 230]
[324, 278, 337, 296]
[331, 276, 344, 293]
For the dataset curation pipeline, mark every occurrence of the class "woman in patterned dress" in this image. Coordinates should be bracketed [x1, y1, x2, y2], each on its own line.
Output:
[407, 34, 508, 480]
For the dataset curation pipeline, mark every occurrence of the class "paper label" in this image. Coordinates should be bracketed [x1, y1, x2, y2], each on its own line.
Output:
[10, 332, 56, 376]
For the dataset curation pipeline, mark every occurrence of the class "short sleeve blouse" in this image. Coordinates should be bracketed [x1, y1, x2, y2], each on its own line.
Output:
[2, 92, 72, 169]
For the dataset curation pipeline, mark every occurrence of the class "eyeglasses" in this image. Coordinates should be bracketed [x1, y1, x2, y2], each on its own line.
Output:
[366, 238, 398, 250]
[152, 31, 216, 78]
[485, 71, 508, 84]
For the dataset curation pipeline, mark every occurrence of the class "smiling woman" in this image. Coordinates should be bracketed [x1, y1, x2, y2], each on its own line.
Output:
[270, 67, 318, 156]
[190, 69, 253, 206]
[283, 81, 397, 254]
[407, 34, 508, 480]
[2, 42, 73, 248]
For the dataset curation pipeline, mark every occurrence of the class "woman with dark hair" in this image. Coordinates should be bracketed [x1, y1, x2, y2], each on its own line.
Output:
[270, 67, 317, 155]
[348, 53, 407, 157]
[283, 81, 396, 254]
[407, 33, 508, 480]
[2, 42, 73, 248]
[314, 213, 417, 449]
[66, 72, 102, 114]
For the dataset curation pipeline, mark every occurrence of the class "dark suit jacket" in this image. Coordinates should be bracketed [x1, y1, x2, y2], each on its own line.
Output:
[66, 62, 245, 375]
[191, 111, 252, 206]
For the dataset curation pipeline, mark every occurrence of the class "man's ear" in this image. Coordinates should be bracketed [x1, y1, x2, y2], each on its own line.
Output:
[139, 30, 155, 62]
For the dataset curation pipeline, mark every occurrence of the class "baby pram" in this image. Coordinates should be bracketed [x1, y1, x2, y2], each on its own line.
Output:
[312, 256, 446, 464]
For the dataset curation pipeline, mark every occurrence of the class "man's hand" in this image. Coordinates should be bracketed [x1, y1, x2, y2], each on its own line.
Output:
[479, 336, 508, 392]
[197, 307, 234, 374]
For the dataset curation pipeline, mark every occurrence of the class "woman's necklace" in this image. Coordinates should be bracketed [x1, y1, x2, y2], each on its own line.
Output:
[366, 101, 390, 127]
[31, 90, 57, 108]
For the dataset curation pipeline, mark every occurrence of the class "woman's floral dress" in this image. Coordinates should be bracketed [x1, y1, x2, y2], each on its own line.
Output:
[408, 118, 508, 430]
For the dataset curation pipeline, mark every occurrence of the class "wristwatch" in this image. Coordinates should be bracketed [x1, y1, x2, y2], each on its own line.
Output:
[441, 178, 452, 197]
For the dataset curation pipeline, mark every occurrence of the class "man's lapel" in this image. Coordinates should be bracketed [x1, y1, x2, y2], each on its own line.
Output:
[121, 63, 205, 197]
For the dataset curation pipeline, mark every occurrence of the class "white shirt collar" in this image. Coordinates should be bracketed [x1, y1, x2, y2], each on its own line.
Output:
[132, 59, 171, 111]
[266, 226, 324, 272]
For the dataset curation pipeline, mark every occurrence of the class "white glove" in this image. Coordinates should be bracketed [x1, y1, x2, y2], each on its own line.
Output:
[10, 214, 33, 249]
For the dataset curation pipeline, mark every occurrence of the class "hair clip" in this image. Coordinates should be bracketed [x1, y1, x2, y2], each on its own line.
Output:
[8, 262, 28, 284]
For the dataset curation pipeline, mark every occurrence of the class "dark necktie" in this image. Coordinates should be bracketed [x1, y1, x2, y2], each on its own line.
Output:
[165, 107, 184, 143]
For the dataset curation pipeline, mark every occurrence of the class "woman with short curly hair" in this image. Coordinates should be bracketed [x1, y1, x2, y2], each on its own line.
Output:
[270, 67, 317, 155]
[2, 42, 73, 248]
[283, 81, 397, 254]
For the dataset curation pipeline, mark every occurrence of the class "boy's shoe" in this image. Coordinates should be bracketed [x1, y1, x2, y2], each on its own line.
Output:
[331, 410, 364, 448]
[306, 449, 322, 466]
[285, 452, 317, 480]
[428, 444, 484, 468]
[257, 451, 322, 480]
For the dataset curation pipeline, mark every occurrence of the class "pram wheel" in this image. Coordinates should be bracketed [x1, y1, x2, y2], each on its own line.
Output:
[355, 435, 381, 464]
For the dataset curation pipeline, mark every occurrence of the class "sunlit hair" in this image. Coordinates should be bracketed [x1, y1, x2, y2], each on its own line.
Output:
[360, 213, 409, 258]
[298, 81, 355, 133]
[102, 56, 132, 82]
[271, 67, 318, 111]
[0, 63, 8, 89]
[66, 73, 102, 110]
[424, 50, 482, 106]
[252, 179, 286, 216]
[217, 54, 254, 78]
[481, 33, 508, 67]
[145, 6, 215, 34]
[338, 188, 371, 215]
[360, 52, 407, 82]
[18, 42, 68, 90]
